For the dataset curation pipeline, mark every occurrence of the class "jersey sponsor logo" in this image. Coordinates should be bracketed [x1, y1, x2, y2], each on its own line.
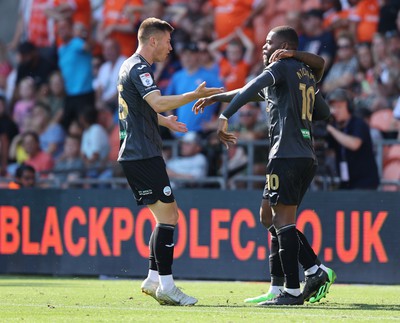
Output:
[119, 129, 126, 140]
[138, 189, 153, 196]
[137, 64, 147, 70]
[163, 186, 172, 196]
[139, 73, 153, 86]
[300, 128, 311, 139]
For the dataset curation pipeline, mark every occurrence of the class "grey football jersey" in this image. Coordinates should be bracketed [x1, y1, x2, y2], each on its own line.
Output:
[262, 59, 317, 160]
[117, 54, 163, 161]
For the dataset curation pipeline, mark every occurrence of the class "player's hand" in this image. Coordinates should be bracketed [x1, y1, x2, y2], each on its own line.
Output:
[164, 115, 188, 133]
[217, 118, 237, 149]
[192, 96, 217, 115]
[269, 49, 295, 63]
[194, 81, 224, 99]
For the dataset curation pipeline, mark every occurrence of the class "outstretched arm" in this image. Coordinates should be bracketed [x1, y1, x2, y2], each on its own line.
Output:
[269, 50, 325, 82]
[217, 70, 275, 148]
[146, 81, 223, 113]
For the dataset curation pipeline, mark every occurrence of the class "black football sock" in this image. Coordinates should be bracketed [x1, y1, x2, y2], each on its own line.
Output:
[277, 224, 300, 289]
[268, 226, 284, 286]
[154, 223, 175, 275]
[148, 230, 157, 271]
[297, 229, 321, 271]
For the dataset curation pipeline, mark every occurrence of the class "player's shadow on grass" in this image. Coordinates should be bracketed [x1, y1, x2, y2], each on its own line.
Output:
[313, 303, 400, 311]
[195, 303, 400, 311]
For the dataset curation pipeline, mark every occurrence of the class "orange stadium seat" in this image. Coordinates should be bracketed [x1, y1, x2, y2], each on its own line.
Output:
[381, 160, 400, 191]
[370, 108, 395, 132]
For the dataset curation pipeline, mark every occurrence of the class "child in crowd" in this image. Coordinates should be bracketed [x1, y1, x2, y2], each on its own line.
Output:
[12, 76, 36, 133]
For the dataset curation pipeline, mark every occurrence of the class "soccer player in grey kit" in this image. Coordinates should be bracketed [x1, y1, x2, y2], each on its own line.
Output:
[117, 17, 222, 306]
[194, 26, 336, 305]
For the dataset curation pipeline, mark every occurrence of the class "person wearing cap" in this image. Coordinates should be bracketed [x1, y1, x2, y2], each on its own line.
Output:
[166, 131, 208, 187]
[117, 17, 222, 306]
[298, 8, 336, 73]
[16, 41, 57, 89]
[326, 88, 380, 189]
[194, 26, 335, 306]
[165, 41, 223, 137]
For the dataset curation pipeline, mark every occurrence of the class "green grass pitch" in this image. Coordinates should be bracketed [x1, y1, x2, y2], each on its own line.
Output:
[0, 276, 399, 322]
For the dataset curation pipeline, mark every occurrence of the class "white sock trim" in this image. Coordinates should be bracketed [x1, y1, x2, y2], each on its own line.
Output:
[284, 287, 301, 297]
[304, 265, 319, 276]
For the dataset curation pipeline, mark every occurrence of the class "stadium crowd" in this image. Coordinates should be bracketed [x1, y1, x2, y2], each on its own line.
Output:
[0, 0, 400, 190]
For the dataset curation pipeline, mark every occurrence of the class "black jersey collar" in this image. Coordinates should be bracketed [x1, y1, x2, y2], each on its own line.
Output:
[136, 53, 151, 67]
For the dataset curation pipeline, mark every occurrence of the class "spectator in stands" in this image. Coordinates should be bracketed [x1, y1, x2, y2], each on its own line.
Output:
[68, 119, 83, 138]
[209, 0, 266, 43]
[386, 30, 400, 57]
[177, 0, 208, 32]
[196, 38, 219, 75]
[45, 0, 92, 31]
[165, 42, 223, 137]
[371, 32, 400, 101]
[7, 164, 36, 189]
[229, 102, 268, 188]
[96, 0, 143, 57]
[377, 0, 400, 34]
[57, 17, 94, 130]
[354, 42, 375, 99]
[8, 0, 58, 63]
[299, 9, 336, 73]
[0, 95, 19, 176]
[208, 27, 254, 92]
[29, 102, 66, 159]
[12, 76, 37, 133]
[166, 131, 208, 187]
[321, 0, 347, 38]
[93, 38, 126, 112]
[348, 0, 379, 44]
[140, 0, 187, 24]
[49, 134, 85, 188]
[0, 41, 12, 93]
[326, 88, 380, 189]
[78, 106, 110, 178]
[355, 105, 383, 162]
[39, 71, 66, 124]
[322, 32, 358, 94]
[22, 131, 54, 176]
[15, 41, 57, 91]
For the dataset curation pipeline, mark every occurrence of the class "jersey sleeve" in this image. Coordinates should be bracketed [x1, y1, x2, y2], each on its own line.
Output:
[129, 64, 160, 98]
[222, 69, 275, 118]
[266, 61, 286, 85]
[313, 91, 331, 121]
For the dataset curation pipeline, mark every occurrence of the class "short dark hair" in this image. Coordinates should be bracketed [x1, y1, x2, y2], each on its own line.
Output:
[270, 26, 299, 49]
[138, 17, 174, 44]
[17, 41, 36, 55]
[15, 164, 35, 178]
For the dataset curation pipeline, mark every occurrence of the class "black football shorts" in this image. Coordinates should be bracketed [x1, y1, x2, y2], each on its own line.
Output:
[263, 158, 317, 206]
[120, 156, 175, 205]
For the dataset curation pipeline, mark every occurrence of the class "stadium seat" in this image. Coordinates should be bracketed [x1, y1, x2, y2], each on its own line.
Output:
[381, 160, 400, 191]
[370, 108, 396, 133]
[386, 144, 400, 163]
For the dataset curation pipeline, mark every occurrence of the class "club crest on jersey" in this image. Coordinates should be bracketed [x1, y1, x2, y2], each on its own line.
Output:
[139, 73, 153, 86]
[163, 186, 172, 196]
